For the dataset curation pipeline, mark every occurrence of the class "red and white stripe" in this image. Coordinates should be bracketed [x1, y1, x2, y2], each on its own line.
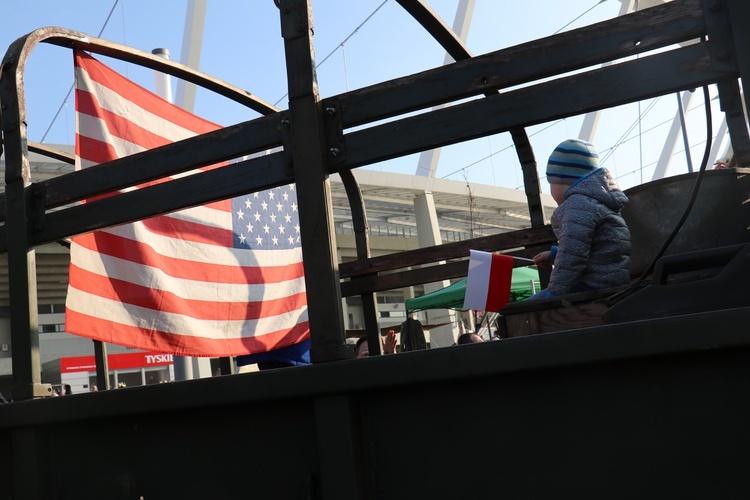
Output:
[66, 51, 309, 356]
[463, 250, 514, 313]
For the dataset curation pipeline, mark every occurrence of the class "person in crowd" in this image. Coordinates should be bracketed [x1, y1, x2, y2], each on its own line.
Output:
[530, 139, 631, 298]
[355, 330, 397, 358]
[456, 333, 484, 345]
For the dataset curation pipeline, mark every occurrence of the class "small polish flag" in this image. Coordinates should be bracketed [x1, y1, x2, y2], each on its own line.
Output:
[463, 250, 514, 312]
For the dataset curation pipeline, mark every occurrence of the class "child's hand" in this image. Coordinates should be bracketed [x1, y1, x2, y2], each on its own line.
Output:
[533, 251, 554, 269]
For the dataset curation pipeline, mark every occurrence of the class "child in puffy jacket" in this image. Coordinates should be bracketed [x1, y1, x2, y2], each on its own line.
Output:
[531, 139, 631, 298]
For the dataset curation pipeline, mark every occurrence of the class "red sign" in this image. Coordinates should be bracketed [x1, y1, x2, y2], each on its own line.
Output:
[60, 352, 174, 373]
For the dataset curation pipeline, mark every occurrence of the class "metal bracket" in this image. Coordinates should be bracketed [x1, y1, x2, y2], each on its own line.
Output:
[14, 383, 54, 400]
[716, 80, 750, 166]
[702, 0, 736, 73]
[279, 0, 313, 40]
[279, 111, 296, 179]
[323, 99, 346, 170]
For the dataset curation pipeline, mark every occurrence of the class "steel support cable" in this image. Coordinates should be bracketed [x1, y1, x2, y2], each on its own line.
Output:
[273, 0, 390, 106]
[39, 0, 120, 143]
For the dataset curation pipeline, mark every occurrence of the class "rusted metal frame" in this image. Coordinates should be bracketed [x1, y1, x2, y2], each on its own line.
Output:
[397, 0, 548, 298]
[330, 0, 705, 129]
[280, 3, 357, 495]
[701, 0, 750, 164]
[509, 131, 545, 228]
[217, 357, 234, 376]
[341, 260, 467, 298]
[510, 129, 550, 287]
[0, 26, 280, 401]
[338, 168, 382, 357]
[363, 0, 471, 356]
[0, 114, 284, 225]
[94, 340, 110, 391]
[340, 252, 550, 298]
[0, 151, 289, 251]
[338, 44, 728, 172]
[280, 0, 349, 364]
[0, 139, 74, 164]
[28, 141, 75, 164]
[395, 0, 470, 61]
[716, 79, 750, 166]
[332, 102, 379, 356]
[725, 0, 750, 166]
[2, 26, 279, 115]
[41, 112, 283, 207]
[0, 48, 51, 401]
[0, 24, 283, 220]
[341, 225, 555, 278]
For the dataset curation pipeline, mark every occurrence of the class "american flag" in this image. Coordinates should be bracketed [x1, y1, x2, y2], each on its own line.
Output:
[66, 50, 310, 360]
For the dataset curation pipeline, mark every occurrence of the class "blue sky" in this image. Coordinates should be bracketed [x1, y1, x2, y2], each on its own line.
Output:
[0, 0, 727, 193]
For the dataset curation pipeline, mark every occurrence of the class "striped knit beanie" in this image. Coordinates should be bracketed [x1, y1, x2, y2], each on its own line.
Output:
[546, 139, 599, 185]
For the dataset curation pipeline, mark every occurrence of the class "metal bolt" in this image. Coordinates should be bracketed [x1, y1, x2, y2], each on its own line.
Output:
[326, 107, 336, 116]
[709, 0, 721, 11]
[281, 119, 290, 127]
[329, 147, 340, 157]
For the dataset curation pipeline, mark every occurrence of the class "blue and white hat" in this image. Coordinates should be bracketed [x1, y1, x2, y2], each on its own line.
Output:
[546, 139, 599, 185]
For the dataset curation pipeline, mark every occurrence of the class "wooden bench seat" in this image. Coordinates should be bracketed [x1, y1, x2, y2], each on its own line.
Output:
[496, 286, 627, 338]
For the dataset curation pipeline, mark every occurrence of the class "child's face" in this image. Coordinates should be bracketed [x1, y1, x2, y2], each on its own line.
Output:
[550, 183, 567, 205]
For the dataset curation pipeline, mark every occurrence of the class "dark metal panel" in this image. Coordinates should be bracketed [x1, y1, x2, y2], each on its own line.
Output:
[363, 343, 750, 499]
[280, 0, 349, 363]
[314, 395, 364, 499]
[0, 309, 747, 498]
[332, 0, 705, 128]
[12, 427, 52, 499]
[340, 44, 728, 171]
[0, 307, 746, 497]
[1, 307, 748, 430]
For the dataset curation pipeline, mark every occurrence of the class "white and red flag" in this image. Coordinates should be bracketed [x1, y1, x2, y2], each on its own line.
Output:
[463, 250, 514, 312]
[66, 50, 310, 360]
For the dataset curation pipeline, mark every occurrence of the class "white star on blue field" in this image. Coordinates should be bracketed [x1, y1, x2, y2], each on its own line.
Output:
[232, 184, 301, 250]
